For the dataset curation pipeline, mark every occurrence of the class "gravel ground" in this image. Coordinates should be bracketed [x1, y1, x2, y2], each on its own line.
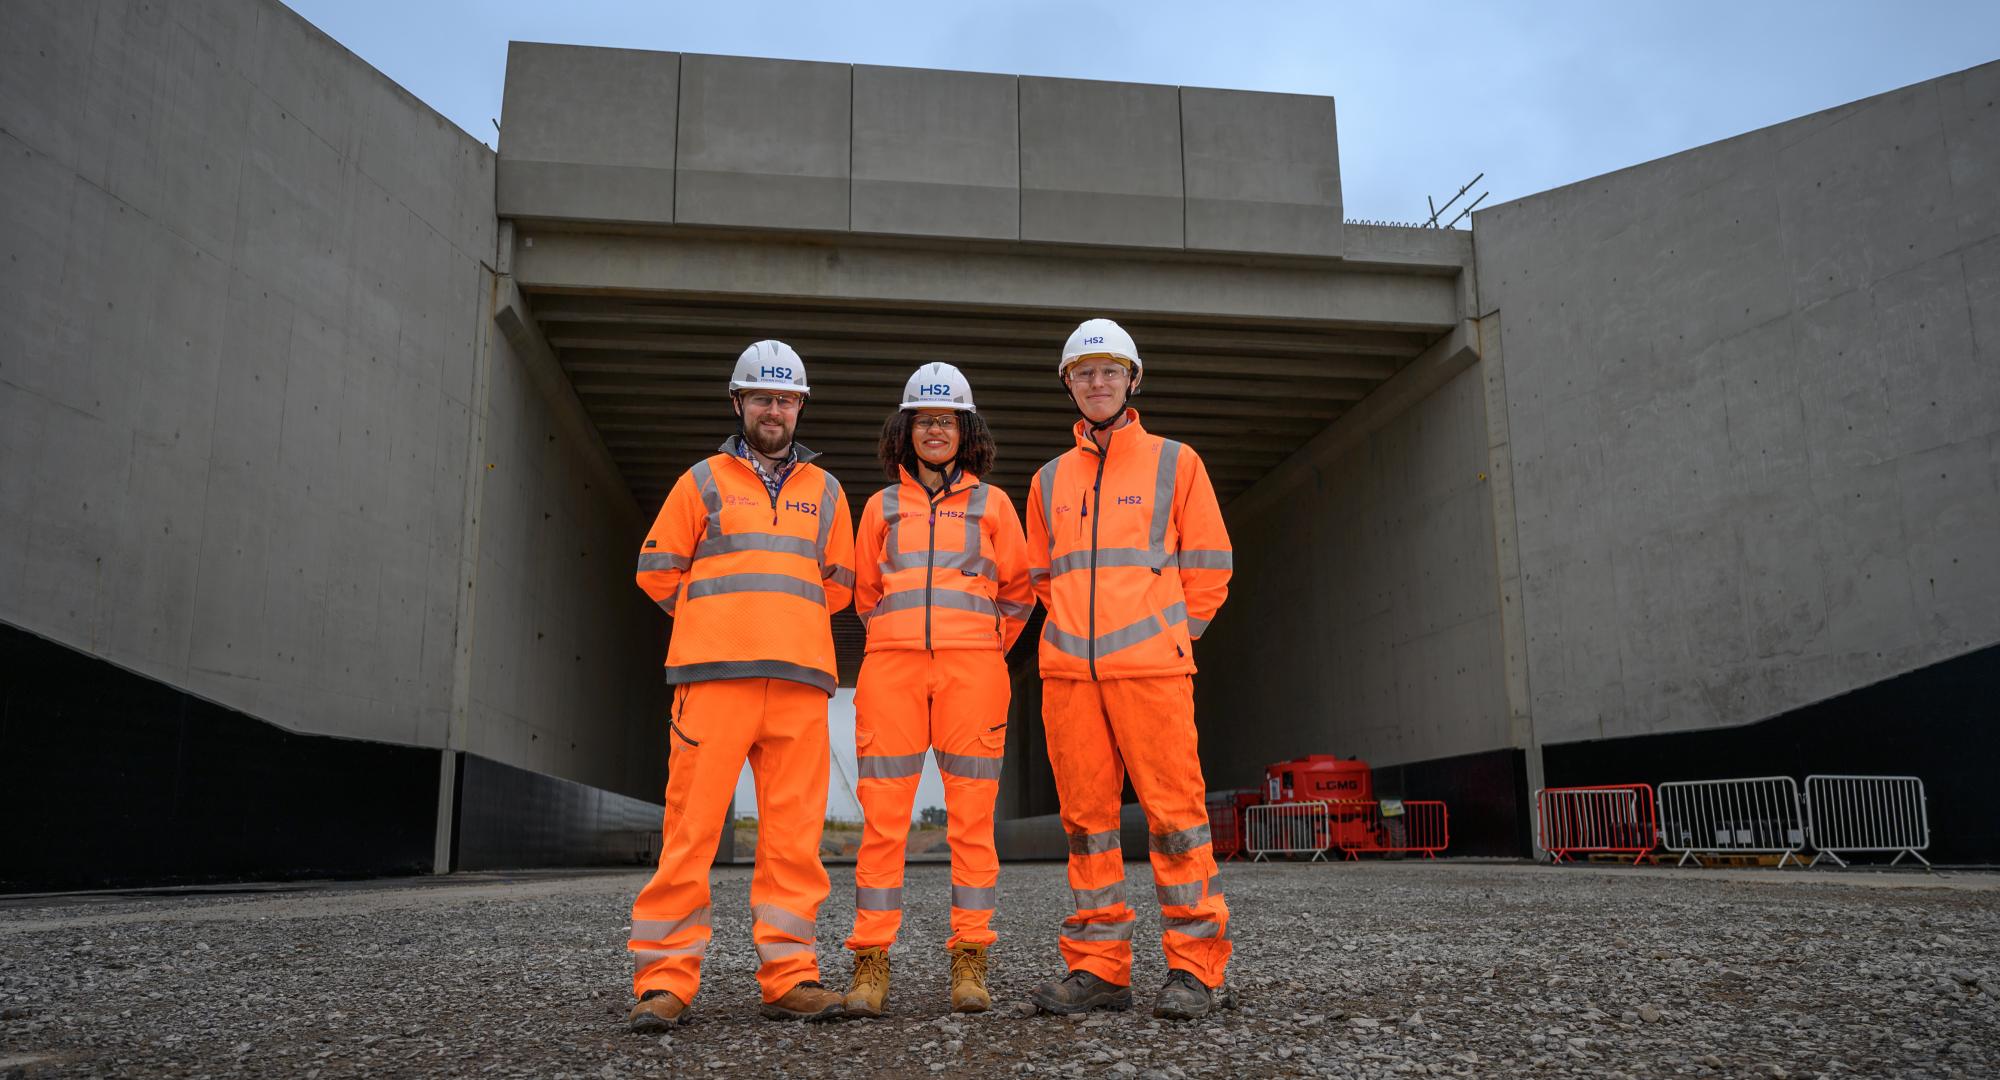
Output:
[3, 861, 1996, 1078]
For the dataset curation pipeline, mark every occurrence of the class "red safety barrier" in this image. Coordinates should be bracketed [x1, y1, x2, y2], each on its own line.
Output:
[1537, 784, 1659, 865]
[1325, 799, 1450, 859]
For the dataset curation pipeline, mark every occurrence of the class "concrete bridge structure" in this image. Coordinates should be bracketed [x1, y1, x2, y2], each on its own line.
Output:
[3, 0, 1996, 889]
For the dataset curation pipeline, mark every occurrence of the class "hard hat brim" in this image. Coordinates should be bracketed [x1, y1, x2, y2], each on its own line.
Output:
[897, 401, 976, 412]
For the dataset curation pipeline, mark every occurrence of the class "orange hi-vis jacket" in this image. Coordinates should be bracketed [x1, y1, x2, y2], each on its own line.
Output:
[1025, 410, 1232, 680]
[854, 468, 1034, 654]
[636, 439, 856, 694]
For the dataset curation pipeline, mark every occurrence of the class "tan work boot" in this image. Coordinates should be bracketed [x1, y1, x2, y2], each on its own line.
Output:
[844, 946, 890, 1018]
[760, 980, 846, 1022]
[626, 990, 692, 1031]
[948, 943, 991, 1013]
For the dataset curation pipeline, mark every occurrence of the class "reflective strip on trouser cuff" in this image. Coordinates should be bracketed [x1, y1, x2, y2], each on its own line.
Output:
[1150, 823, 1211, 855]
[950, 884, 997, 910]
[1162, 916, 1226, 939]
[935, 750, 1002, 780]
[685, 572, 825, 605]
[1067, 829, 1121, 855]
[856, 886, 904, 911]
[694, 532, 817, 560]
[750, 903, 816, 940]
[632, 943, 707, 970]
[631, 906, 714, 942]
[637, 551, 691, 572]
[1071, 882, 1126, 910]
[857, 751, 927, 779]
[1060, 918, 1137, 942]
[1155, 877, 1222, 908]
[1175, 549, 1232, 570]
[664, 660, 835, 695]
[755, 940, 815, 963]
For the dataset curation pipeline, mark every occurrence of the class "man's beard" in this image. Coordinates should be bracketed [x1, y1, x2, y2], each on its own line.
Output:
[743, 418, 794, 457]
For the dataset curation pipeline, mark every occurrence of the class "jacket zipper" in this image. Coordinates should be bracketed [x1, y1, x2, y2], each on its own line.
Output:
[924, 482, 943, 651]
[1086, 438, 1108, 681]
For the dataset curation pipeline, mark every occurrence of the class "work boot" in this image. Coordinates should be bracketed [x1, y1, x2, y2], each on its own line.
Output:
[844, 946, 890, 1018]
[626, 989, 692, 1031]
[1150, 969, 1238, 1021]
[1027, 969, 1132, 1015]
[759, 980, 847, 1022]
[948, 944, 991, 1013]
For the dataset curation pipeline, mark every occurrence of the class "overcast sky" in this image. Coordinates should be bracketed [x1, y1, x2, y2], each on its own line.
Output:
[284, 1, 1997, 222]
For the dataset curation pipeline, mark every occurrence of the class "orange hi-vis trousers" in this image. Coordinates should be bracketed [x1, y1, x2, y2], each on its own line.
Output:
[1043, 674, 1230, 988]
[629, 678, 832, 1005]
[845, 649, 1009, 952]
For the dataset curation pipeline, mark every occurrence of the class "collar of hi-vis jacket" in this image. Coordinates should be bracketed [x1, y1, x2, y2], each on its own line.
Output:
[897, 463, 977, 502]
[1068, 408, 1146, 454]
[719, 434, 820, 466]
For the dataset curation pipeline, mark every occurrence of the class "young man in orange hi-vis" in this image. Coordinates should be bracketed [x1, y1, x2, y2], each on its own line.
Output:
[840, 362, 1034, 1018]
[1024, 318, 1238, 1021]
[626, 340, 857, 1031]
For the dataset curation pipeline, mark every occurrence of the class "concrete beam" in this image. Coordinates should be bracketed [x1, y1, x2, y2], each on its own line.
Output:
[496, 44, 680, 224]
[852, 65, 1019, 240]
[675, 54, 851, 231]
[1181, 86, 1342, 257]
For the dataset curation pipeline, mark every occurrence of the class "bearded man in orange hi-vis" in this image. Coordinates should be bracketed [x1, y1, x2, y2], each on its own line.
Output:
[839, 362, 1034, 1018]
[625, 340, 856, 1031]
[1024, 318, 1238, 1021]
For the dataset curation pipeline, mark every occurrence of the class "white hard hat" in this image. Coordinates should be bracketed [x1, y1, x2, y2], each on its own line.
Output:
[899, 362, 977, 411]
[728, 340, 810, 396]
[1058, 318, 1142, 378]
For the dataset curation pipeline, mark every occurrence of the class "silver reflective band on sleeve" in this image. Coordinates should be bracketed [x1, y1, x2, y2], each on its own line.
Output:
[1149, 823, 1212, 855]
[1071, 882, 1127, 910]
[998, 598, 1035, 621]
[1155, 877, 1222, 908]
[1149, 441, 1182, 553]
[750, 904, 816, 940]
[826, 564, 856, 588]
[1029, 565, 1050, 584]
[816, 473, 841, 563]
[857, 751, 927, 779]
[950, 884, 997, 910]
[1186, 615, 1210, 638]
[632, 943, 707, 969]
[695, 532, 819, 560]
[1037, 458, 1060, 533]
[934, 751, 1003, 781]
[1175, 549, 1232, 570]
[856, 886, 904, 911]
[631, 906, 714, 942]
[685, 573, 826, 605]
[656, 596, 678, 617]
[637, 551, 691, 572]
[691, 459, 723, 537]
[1161, 916, 1226, 939]
[1059, 918, 1137, 942]
[755, 940, 816, 962]
[1067, 829, 1122, 855]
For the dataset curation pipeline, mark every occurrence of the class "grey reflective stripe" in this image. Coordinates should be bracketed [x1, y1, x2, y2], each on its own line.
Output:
[1036, 458, 1060, 535]
[685, 573, 826, 606]
[1149, 441, 1182, 553]
[934, 751, 1002, 781]
[663, 659, 835, 695]
[1175, 549, 1232, 570]
[695, 532, 819, 560]
[1159, 600, 1188, 626]
[691, 459, 723, 538]
[1155, 877, 1222, 908]
[1071, 882, 1127, 910]
[1051, 547, 1154, 577]
[857, 751, 927, 779]
[1060, 918, 1137, 942]
[881, 487, 903, 563]
[1067, 829, 1122, 856]
[1162, 916, 1225, 939]
[755, 940, 815, 962]
[656, 596, 678, 617]
[631, 906, 714, 942]
[1042, 604, 1180, 660]
[856, 886, 904, 911]
[1095, 610, 1169, 656]
[1028, 565, 1050, 584]
[632, 943, 707, 968]
[872, 588, 998, 619]
[751, 904, 816, 940]
[961, 484, 988, 564]
[998, 598, 1035, 621]
[637, 552, 691, 572]
[826, 564, 855, 588]
[1150, 823, 1212, 855]
[1186, 615, 1210, 638]
[950, 884, 997, 910]
[883, 547, 996, 578]
[815, 473, 841, 565]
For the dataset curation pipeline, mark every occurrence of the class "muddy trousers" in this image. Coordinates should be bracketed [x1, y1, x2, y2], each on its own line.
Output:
[1042, 674, 1231, 988]
[844, 649, 1009, 952]
[629, 677, 832, 1004]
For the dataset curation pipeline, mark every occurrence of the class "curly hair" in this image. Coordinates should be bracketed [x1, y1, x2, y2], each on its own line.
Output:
[877, 408, 996, 482]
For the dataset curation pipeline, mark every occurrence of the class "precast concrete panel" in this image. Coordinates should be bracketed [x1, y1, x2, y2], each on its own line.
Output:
[675, 54, 851, 231]
[1019, 76, 1183, 248]
[1180, 87, 1342, 257]
[851, 64, 1019, 240]
[497, 43, 680, 224]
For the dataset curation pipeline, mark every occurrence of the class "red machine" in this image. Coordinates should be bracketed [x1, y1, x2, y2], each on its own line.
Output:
[1266, 755, 1377, 851]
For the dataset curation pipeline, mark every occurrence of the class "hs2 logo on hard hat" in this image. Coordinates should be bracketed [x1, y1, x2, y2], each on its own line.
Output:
[920, 384, 950, 396]
[785, 500, 819, 516]
[1083, 336, 1105, 346]
[760, 366, 795, 380]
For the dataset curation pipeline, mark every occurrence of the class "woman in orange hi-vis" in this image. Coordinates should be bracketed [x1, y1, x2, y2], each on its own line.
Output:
[1023, 319, 1238, 1022]
[626, 341, 857, 1032]
[840, 362, 1034, 1018]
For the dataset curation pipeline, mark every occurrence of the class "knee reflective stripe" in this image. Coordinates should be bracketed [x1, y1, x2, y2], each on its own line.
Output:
[631, 906, 714, 942]
[857, 751, 927, 779]
[856, 885, 904, 911]
[1067, 829, 1122, 855]
[1162, 916, 1227, 940]
[935, 750, 1003, 780]
[750, 903, 816, 940]
[1071, 882, 1126, 910]
[632, 942, 707, 970]
[1060, 918, 1137, 942]
[1149, 823, 1211, 856]
[950, 884, 997, 910]
[1154, 877, 1222, 908]
[755, 940, 816, 963]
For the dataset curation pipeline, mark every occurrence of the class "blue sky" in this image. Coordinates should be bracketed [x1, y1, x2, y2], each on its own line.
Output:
[284, 1, 1998, 221]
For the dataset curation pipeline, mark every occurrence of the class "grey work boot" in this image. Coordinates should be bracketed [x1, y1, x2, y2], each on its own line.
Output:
[1027, 969, 1132, 1015]
[1150, 969, 1238, 1020]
